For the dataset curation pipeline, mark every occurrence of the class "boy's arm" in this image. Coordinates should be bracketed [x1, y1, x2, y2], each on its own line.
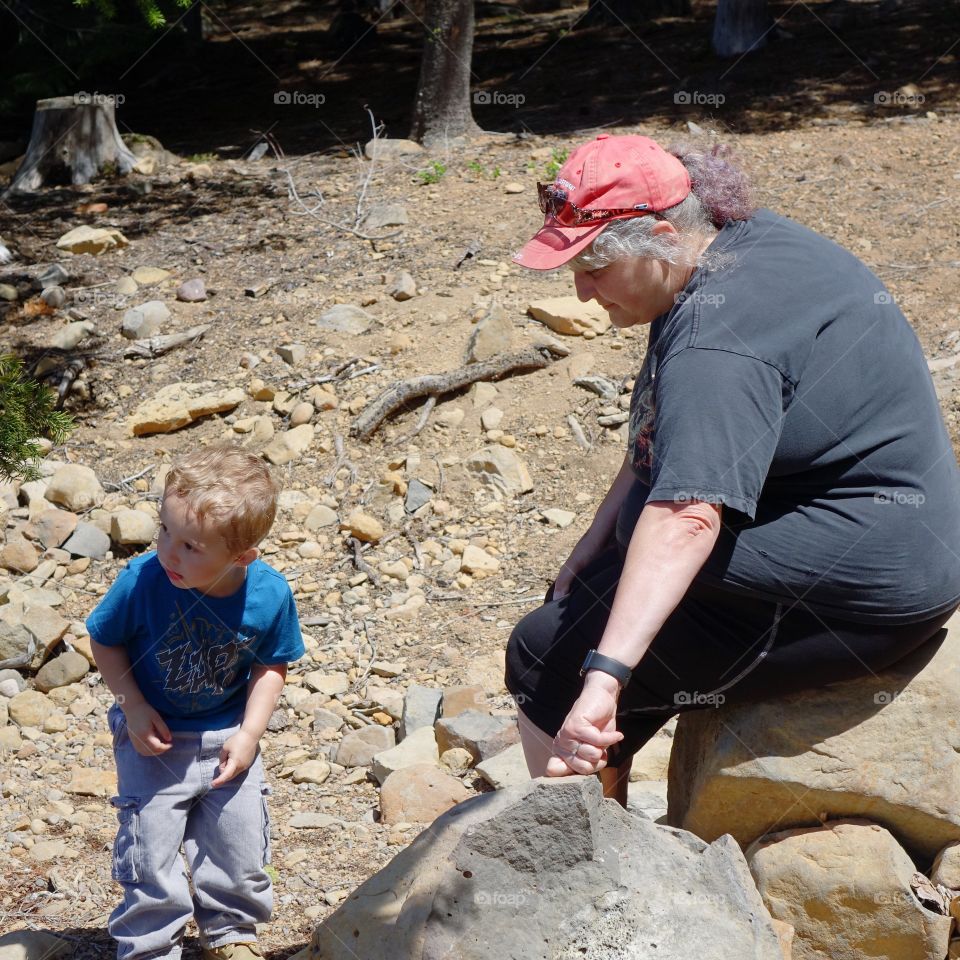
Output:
[90, 638, 172, 757]
[211, 662, 287, 788]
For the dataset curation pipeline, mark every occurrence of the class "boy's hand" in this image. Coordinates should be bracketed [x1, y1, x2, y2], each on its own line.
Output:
[211, 728, 259, 788]
[123, 701, 173, 756]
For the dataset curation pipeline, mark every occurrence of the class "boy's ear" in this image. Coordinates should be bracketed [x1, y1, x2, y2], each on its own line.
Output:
[235, 547, 259, 569]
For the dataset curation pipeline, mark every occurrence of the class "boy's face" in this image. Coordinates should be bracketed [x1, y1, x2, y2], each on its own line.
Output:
[157, 494, 256, 598]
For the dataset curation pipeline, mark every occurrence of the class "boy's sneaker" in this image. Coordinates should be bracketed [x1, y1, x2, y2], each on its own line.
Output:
[201, 944, 263, 960]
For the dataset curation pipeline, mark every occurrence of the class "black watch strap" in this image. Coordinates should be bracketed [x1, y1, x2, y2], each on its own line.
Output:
[580, 649, 632, 688]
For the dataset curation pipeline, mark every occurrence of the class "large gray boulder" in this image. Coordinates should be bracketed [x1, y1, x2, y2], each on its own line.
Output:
[668, 613, 959, 861]
[299, 776, 782, 960]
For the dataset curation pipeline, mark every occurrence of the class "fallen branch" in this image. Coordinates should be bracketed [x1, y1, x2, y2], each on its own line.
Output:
[123, 324, 211, 359]
[352, 343, 565, 440]
[348, 537, 382, 587]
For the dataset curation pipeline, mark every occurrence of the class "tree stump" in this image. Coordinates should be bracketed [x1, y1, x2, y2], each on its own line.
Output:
[712, 0, 772, 56]
[7, 95, 138, 194]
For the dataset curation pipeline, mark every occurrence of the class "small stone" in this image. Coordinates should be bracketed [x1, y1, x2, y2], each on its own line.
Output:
[481, 407, 504, 431]
[0, 283, 19, 301]
[289, 401, 314, 427]
[43, 710, 68, 733]
[315, 304, 373, 335]
[127, 383, 246, 436]
[504, 182, 524, 194]
[292, 759, 331, 784]
[34, 651, 89, 692]
[442, 685, 487, 718]
[263, 424, 315, 465]
[542, 508, 576, 528]
[342, 510, 384, 544]
[387, 272, 417, 302]
[440, 747, 474, 776]
[379, 763, 470, 824]
[460, 545, 500, 578]
[121, 300, 171, 340]
[41, 285, 66, 308]
[436, 709, 520, 763]
[373, 725, 440, 784]
[36, 264, 70, 288]
[400, 685, 443, 739]
[0, 726, 23, 751]
[304, 671, 350, 696]
[62, 522, 111, 560]
[115, 276, 139, 295]
[45, 464, 104, 512]
[476, 742, 533, 790]
[363, 139, 424, 160]
[0, 930, 71, 958]
[289, 812, 340, 830]
[932, 841, 960, 888]
[335, 725, 396, 768]
[110, 509, 157, 546]
[528, 296, 611, 337]
[304, 504, 338, 531]
[277, 343, 307, 366]
[0, 622, 35, 671]
[0, 537, 39, 574]
[25, 506, 77, 549]
[363, 202, 410, 229]
[56, 225, 128, 255]
[66, 768, 116, 796]
[176, 278, 207, 302]
[8, 690, 54, 728]
[131, 266, 171, 286]
[51, 320, 96, 351]
[464, 446, 533, 496]
[404, 479, 433, 514]
[384, 594, 426, 621]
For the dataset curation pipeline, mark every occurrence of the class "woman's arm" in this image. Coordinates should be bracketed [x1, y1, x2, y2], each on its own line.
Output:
[545, 498, 722, 776]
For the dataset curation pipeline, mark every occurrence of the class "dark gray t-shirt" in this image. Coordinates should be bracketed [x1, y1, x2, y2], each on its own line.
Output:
[617, 208, 960, 625]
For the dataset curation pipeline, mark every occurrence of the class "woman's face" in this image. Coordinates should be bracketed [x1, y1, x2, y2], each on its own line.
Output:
[572, 220, 701, 329]
[573, 256, 679, 329]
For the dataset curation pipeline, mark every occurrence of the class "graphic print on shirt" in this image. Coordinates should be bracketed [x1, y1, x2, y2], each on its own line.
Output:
[156, 602, 255, 707]
[628, 346, 657, 476]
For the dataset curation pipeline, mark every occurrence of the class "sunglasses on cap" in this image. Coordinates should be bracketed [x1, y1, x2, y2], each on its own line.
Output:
[537, 181, 666, 227]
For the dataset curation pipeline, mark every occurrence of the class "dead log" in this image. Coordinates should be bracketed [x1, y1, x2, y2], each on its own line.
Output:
[351, 343, 564, 440]
[123, 324, 211, 359]
[8, 95, 137, 194]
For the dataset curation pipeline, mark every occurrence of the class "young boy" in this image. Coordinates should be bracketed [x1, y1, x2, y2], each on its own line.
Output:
[88, 447, 304, 960]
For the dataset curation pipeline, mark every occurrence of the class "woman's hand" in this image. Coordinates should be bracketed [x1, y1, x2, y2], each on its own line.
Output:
[552, 527, 609, 600]
[546, 672, 624, 776]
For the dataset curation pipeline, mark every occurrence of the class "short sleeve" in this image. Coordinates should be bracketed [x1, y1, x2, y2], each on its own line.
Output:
[648, 347, 790, 521]
[85, 562, 140, 647]
[255, 586, 305, 665]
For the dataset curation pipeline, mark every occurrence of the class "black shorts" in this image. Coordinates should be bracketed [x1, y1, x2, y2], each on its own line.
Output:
[504, 545, 955, 768]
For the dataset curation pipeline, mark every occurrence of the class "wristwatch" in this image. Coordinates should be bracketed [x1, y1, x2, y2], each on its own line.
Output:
[580, 649, 632, 688]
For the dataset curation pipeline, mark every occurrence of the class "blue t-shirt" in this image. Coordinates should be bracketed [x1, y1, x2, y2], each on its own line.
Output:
[87, 553, 304, 730]
[618, 208, 960, 625]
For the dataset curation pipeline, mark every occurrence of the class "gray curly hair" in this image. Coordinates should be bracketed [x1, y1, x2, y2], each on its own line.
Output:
[569, 142, 754, 272]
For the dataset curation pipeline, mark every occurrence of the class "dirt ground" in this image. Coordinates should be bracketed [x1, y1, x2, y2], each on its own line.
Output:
[1, 0, 960, 954]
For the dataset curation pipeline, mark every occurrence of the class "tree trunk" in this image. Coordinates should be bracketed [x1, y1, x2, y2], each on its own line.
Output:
[712, 0, 772, 56]
[409, 0, 482, 147]
[8, 96, 138, 194]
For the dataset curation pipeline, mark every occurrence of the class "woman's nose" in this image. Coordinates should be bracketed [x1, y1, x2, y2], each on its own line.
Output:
[574, 272, 594, 303]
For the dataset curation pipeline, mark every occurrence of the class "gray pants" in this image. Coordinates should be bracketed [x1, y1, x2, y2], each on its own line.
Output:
[108, 703, 273, 960]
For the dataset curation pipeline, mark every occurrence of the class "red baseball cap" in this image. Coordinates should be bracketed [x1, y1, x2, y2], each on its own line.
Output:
[512, 134, 691, 271]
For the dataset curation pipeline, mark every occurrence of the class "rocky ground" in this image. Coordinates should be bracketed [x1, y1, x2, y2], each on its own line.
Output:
[1, 111, 959, 958]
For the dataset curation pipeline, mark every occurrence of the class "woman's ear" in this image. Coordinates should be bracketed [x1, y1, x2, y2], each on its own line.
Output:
[651, 220, 679, 237]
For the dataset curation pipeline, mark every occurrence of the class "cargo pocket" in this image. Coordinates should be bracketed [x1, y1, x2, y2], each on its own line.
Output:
[259, 784, 272, 868]
[110, 796, 141, 883]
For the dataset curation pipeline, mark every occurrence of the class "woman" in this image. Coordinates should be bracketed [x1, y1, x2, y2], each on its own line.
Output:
[505, 133, 960, 806]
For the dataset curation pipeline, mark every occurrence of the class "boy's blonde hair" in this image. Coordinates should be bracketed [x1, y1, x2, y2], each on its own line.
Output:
[163, 447, 280, 554]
